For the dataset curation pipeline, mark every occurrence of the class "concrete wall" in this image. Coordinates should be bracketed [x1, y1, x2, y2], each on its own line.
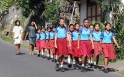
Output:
[80, 0, 87, 25]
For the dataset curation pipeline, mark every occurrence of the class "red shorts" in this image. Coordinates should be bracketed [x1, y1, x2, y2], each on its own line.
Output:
[49, 40, 55, 53]
[45, 40, 50, 49]
[80, 40, 92, 57]
[67, 41, 73, 55]
[72, 41, 81, 57]
[36, 40, 40, 50]
[93, 42, 101, 55]
[57, 38, 67, 55]
[101, 44, 116, 60]
[40, 40, 46, 49]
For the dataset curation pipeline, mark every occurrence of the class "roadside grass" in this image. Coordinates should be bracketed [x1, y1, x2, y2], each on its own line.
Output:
[119, 71, 124, 75]
[0, 31, 29, 49]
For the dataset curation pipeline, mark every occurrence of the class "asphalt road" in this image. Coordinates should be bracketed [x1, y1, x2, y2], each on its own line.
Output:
[0, 39, 123, 77]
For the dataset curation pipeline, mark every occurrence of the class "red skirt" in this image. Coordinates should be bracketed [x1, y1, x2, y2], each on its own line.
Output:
[72, 41, 81, 57]
[45, 40, 50, 49]
[49, 40, 55, 53]
[57, 38, 67, 55]
[80, 40, 92, 57]
[40, 40, 46, 49]
[94, 42, 101, 55]
[36, 40, 40, 50]
[67, 41, 73, 55]
[101, 44, 116, 60]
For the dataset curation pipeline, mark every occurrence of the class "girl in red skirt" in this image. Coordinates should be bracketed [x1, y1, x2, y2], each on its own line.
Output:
[100, 22, 120, 73]
[88, 24, 94, 67]
[45, 27, 51, 60]
[55, 18, 68, 72]
[40, 27, 46, 58]
[71, 23, 80, 69]
[35, 29, 41, 57]
[92, 23, 101, 69]
[67, 24, 74, 68]
[49, 27, 56, 62]
[78, 19, 94, 72]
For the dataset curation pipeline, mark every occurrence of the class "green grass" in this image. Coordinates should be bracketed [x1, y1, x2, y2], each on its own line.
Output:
[119, 71, 124, 75]
[0, 31, 29, 49]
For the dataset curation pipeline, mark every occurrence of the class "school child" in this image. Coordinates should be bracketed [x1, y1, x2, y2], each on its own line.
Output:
[45, 27, 51, 60]
[49, 27, 56, 62]
[100, 22, 120, 73]
[71, 23, 80, 69]
[12, 20, 23, 55]
[78, 19, 94, 72]
[55, 18, 68, 72]
[67, 24, 74, 68]
[89, 24, 94, 31]
[40, 27, 46, 58]
[88, 24, 94, 67]
[35, 29, 41, 57]
[92, 23, 101, 69]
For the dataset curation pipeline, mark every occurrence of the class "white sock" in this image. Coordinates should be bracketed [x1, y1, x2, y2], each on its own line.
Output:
[82, 64, 84, 67]
[79, 58, 81, 62]
[47, 54, 49, 57]
[60, 65, 63, 67]
[68, 58, 71, 64]
[91, 60, 93, 64]
[73, 59, 75, 64]
[88, 59, 91, 64]
[94, 62, 96, 65]
[51, 55, 53, 58]
[41, 51, 44, 55]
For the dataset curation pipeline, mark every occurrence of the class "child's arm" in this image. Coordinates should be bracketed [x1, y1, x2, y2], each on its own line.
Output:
[113, 37, 120, 48]
[90, 34, 94, 49]
[34, 22, 38, 30]
[54, 34, 57, 48]
[67, 33, 71, 47]
[77, 34, 80, 49]
[25, 32, 28, 40]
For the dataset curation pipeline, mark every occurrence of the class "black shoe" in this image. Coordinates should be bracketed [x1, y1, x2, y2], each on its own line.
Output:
[93, 65, 98, 69]
[51, 58, 54, 62]
[68, 64, 72, 68]
[81, 67, 87, 72]
[73, 64, 76, 69]
[103, 68, 108, 73]
[47, 57, 50, 60]
[60, 67, 65, 72]
[55, 63, 60, 71]
[37, 54, 40, 57]
[54, 59, 57, 63]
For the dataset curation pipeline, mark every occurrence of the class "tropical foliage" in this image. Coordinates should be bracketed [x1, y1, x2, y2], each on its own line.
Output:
[94, 0, 124, 60]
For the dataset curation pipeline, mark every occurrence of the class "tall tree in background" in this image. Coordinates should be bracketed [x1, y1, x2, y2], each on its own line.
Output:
[41, 0, 61, 24]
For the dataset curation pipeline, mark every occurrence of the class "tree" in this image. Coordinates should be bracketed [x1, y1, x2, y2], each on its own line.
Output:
[94, 0, 124, 60]
[41, 0, 61, 24]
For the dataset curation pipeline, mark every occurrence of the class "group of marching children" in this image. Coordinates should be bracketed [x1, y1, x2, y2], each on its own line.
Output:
[35, 18, 120, 73]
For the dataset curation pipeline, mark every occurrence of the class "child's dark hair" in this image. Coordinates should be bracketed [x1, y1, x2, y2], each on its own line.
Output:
[89, 24, 93, 27]
[74, 23, 80, 26]
[15, 20, 20, 26]
[94, 23, 100, 27]
[51, 26, 56, 29]
[69, 24, 74, 28]
[83, 18, 89, 23]
[58, 18, 64, 22]
[105, 22, 111, 27]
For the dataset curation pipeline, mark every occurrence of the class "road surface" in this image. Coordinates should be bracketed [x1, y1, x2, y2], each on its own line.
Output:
[0, 39, 123, 77]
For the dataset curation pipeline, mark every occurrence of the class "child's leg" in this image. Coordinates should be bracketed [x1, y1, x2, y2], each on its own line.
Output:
[15, 44, 18, 54]
[82, 55, 86, 66]
[104, 57, 109, 68]
[68, 55, 71, 64]
[94, 55, 97, 65]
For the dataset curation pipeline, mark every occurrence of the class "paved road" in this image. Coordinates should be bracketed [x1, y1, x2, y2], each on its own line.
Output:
[0, 39, 123, 77]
